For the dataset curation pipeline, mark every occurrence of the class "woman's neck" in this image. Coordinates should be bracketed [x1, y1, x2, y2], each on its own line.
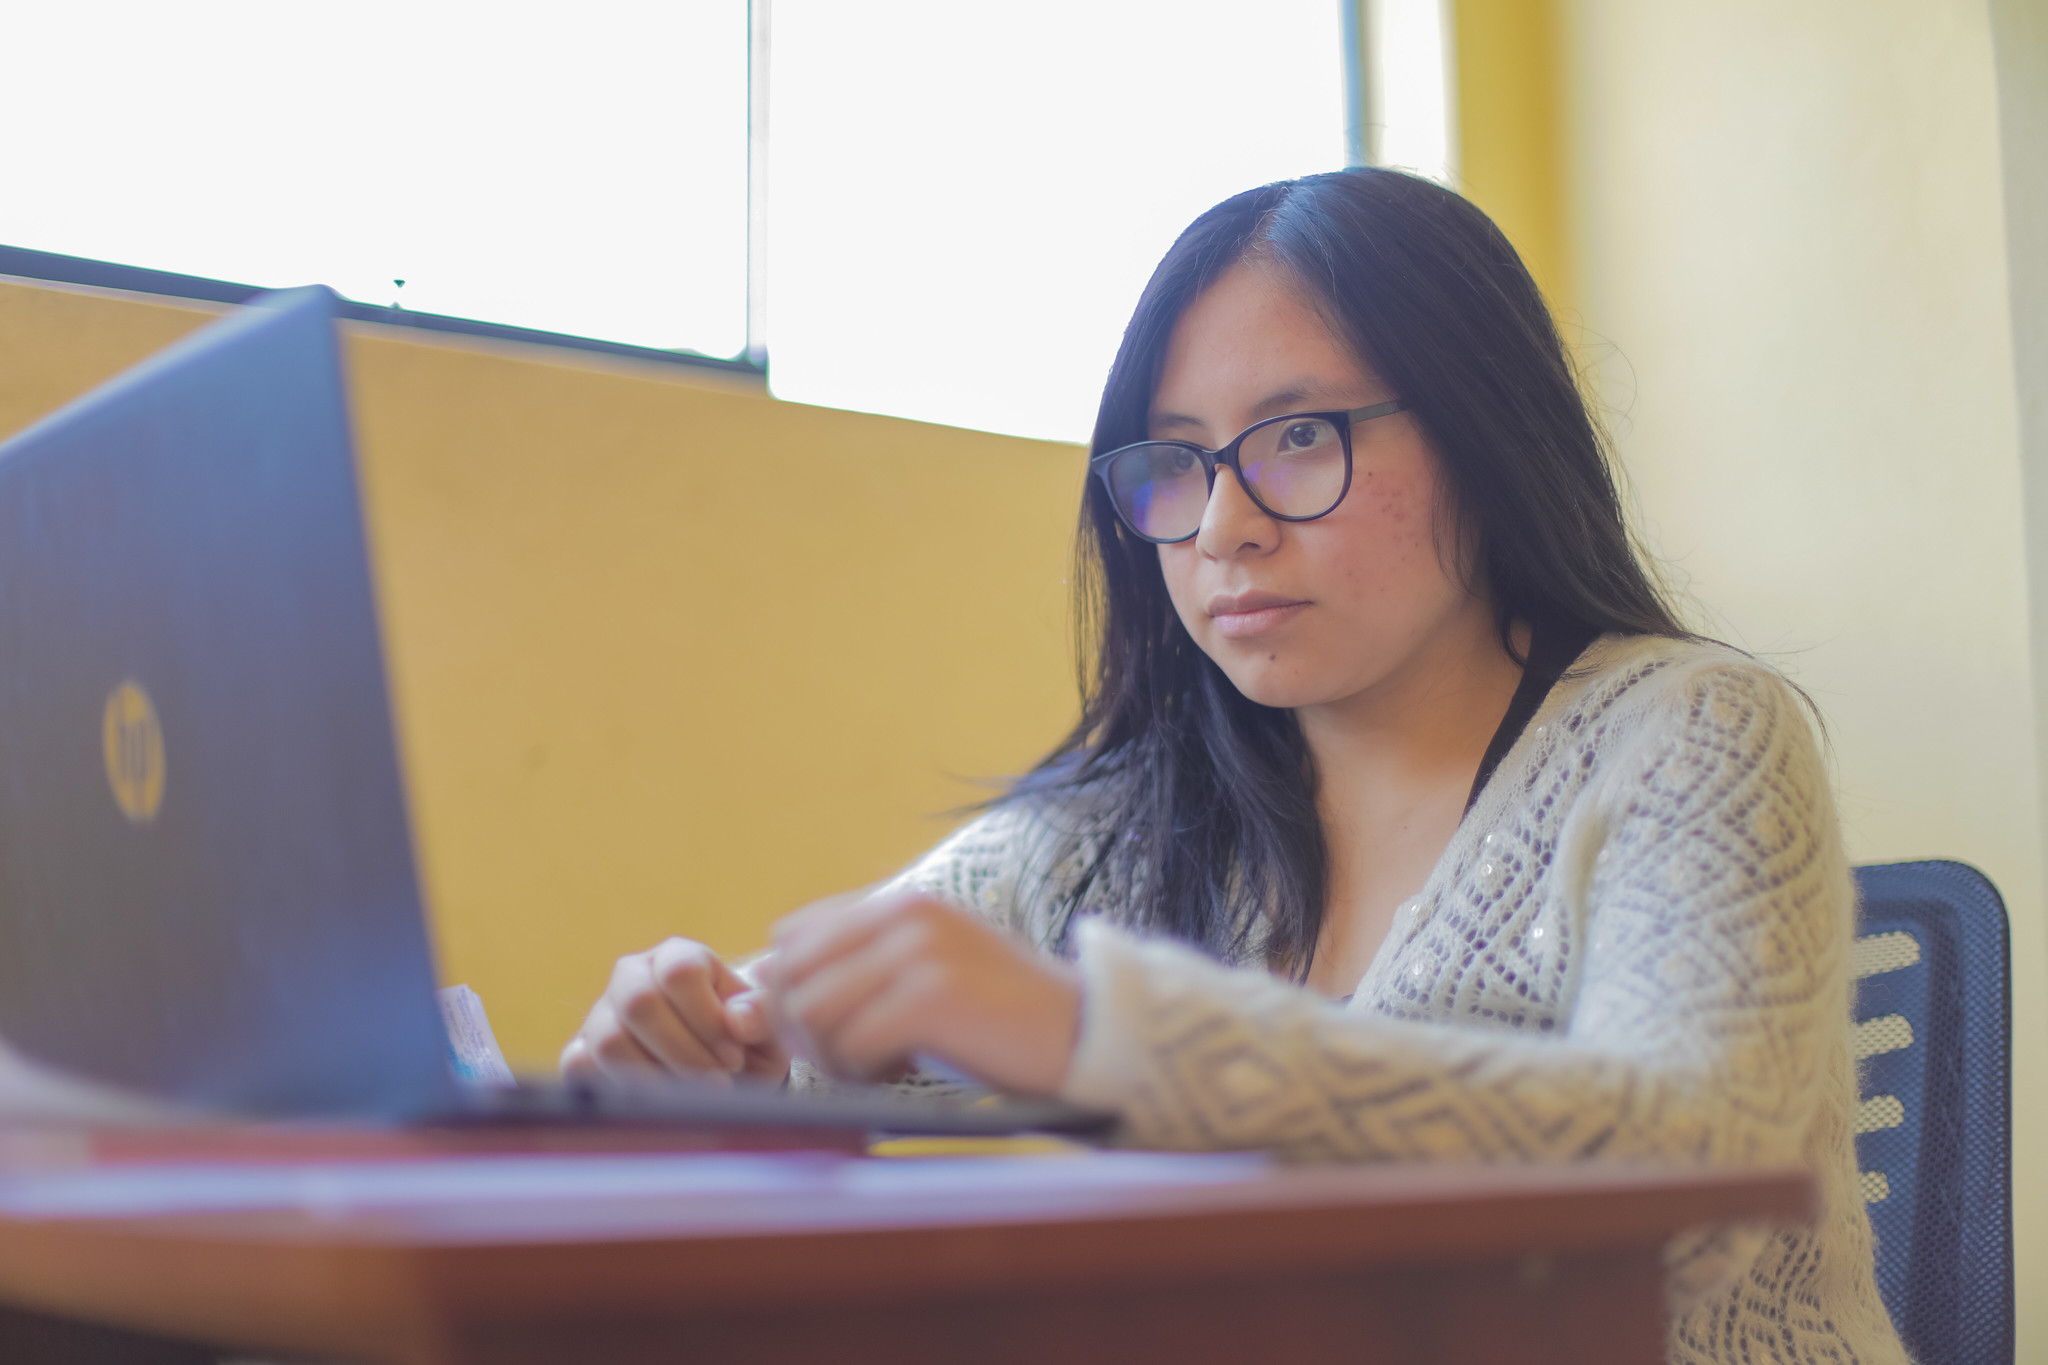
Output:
[1294, 603, 1528, 998]
[1297, 605, 1528, 794]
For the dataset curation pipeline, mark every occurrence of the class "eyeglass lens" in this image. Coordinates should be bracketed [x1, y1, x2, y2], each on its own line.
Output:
[1105, 415, 1348, 541]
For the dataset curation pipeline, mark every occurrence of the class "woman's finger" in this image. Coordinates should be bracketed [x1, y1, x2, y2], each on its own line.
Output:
[579, 997, 670, 1076]
[612, 953, 739, 1073]
[811, 959, 949, 1081]
[765, 884, 874, 947]
[648, 938, 748, 1069]
[559, 1034, 599, 1079]
[768, 888, 919, 991]
[777, 920, 930, 1072]
[724, 990, 776, 1046]
[769, 877, 898, 943]
[722, 993, 795, 1079]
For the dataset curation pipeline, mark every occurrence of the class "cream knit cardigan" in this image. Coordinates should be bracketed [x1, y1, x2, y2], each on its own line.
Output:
[890, 634, 1907, 1365]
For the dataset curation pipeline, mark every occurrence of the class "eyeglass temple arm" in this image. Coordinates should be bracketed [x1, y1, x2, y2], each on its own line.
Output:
[1347, 399, 1407, 423]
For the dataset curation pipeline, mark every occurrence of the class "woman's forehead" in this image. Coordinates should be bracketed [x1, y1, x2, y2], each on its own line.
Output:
[1150, 261, 1384, 431]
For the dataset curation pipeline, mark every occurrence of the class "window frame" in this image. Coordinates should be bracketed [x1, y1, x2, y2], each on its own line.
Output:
[0, 243, 765, 381]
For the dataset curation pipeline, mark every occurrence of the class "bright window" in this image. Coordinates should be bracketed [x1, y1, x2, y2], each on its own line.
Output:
[766, 1, 1349, 443]
[1, 1, 749, 358]
[4, 3, 1359, 438]
[1365, 0, 1457, 185]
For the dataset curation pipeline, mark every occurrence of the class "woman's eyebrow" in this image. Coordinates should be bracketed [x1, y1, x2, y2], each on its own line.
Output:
[1150, 387, 1337, 436]
[1246, 386, 1320, 418]
[1149, 409, 1209, 435]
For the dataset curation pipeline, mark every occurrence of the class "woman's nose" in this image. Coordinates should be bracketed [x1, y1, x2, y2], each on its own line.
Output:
[1195, 466, 1278, 559]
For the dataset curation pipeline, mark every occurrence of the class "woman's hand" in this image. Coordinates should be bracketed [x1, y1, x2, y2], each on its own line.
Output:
[757, 887, 1083, 1095]
[560, 937, 790, 1084]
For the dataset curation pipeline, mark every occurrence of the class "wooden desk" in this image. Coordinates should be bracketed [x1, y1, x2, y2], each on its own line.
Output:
[0, 1137, 1813, 1365]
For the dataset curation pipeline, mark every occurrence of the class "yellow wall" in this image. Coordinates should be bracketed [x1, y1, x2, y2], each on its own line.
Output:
[0, 277, 1083, 1069]
[1557, 2, 2046, 1358]
[1452, 0, 1571, 312]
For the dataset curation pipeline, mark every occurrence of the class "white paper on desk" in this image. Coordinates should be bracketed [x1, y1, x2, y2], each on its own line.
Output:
[437, 984, 514, 1086]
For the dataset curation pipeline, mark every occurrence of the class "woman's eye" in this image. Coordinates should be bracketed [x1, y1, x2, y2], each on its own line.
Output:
[1169, 449, 1198, 474]
[1283, 423, 1323, 450]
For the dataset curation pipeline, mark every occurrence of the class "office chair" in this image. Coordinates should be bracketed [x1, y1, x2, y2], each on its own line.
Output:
[1851, 860, 2013, 1365]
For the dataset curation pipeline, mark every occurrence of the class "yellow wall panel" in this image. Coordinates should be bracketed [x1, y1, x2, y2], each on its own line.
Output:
[1453, 0, 1572, 312]
[0, 278, 1083, 1068]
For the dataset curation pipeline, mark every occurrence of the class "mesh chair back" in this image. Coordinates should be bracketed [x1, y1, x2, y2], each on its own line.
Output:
[1852, 860, 2012, 1365]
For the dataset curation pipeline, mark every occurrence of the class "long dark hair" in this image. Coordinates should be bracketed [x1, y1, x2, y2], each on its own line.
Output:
[1010, 168, 1688, 973]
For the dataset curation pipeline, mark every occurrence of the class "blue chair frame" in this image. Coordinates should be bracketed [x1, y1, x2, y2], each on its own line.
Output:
[1852, 860, 2012, 1365]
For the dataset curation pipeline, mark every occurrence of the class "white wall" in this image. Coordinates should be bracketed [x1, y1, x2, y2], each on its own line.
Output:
[1563, 0, 2045, 1356]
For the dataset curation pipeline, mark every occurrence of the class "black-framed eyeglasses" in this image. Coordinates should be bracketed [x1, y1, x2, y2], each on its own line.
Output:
[1090, 401, 1407, 545]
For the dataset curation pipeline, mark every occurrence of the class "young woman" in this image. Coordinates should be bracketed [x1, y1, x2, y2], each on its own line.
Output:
[563, 169, 1905, 1365]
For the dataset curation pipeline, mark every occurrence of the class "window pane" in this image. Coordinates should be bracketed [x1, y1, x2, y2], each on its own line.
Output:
[1369, 0, 1457, 183]
[2, 1, 748, 358]
[767, 1, 1347, 443]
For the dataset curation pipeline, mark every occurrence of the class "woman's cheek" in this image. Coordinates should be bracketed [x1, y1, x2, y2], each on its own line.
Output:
[1332, 466, 1443, 600]
[1354, 463, 1435, 552]
[1156, 544, 1209, 640]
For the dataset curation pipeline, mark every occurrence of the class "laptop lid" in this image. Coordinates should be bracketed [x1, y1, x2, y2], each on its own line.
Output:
[0, 287, 453, 1118]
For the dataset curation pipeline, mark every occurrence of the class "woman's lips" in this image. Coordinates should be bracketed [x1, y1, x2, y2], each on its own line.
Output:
[1208, 592, 1310, 639]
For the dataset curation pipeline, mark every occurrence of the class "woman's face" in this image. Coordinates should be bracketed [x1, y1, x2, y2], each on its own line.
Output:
[1151, 258, 1487, 713]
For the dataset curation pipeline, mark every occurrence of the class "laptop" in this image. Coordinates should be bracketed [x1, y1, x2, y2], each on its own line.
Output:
[0, 287, 1106, 1139]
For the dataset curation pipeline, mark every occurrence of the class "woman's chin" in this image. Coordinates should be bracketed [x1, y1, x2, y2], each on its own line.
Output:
[1214, 658, 1330, 711]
